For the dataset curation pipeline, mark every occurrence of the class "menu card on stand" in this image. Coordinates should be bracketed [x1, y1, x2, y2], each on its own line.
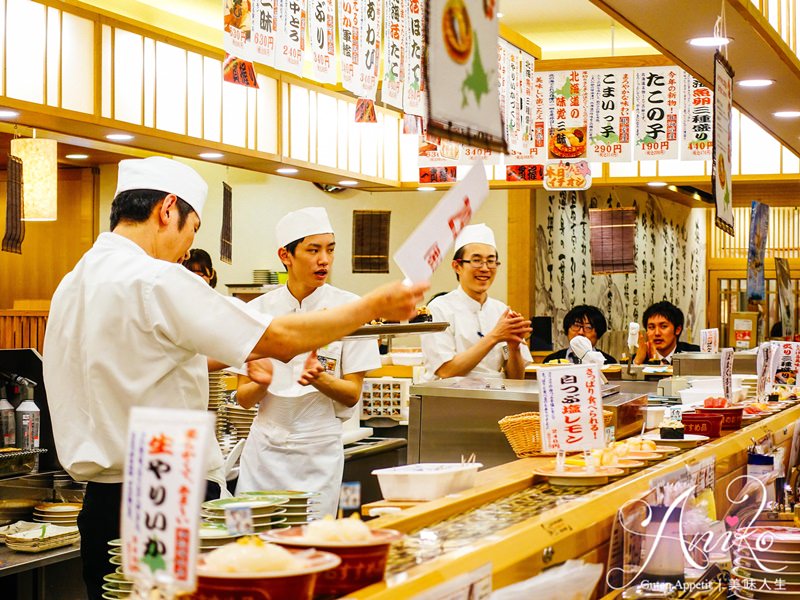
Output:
[122, 407, 214, 595]
[538, 364, 605, 454]
[756, 342, 773, 401]
[721, 348, 734, 404]
[393, 163, 489, 283]
[700, 328, 719, 353]
[772, 341, 800, 386]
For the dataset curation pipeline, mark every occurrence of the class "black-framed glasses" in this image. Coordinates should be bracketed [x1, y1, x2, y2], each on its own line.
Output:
[569, 321, 595, 333]
[457, 258, 501, 269]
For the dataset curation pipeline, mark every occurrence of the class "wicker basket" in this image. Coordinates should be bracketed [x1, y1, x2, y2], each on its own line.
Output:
[498, 410, 613, 458]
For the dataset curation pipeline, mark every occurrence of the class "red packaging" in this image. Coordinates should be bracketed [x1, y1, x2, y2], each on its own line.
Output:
[681, 413, 723, 438]
[695, 406, 744, 430]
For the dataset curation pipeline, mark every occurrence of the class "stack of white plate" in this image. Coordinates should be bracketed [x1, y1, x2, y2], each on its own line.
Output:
[101, 571, 132, 600]
[739, 375, 758, 399]
[200, 496, 290, 539]
[33, 502, 81, 526]
[253, 269, 279, 285]
[731, 526, 800, 598]
[241, 490, 322, 524]
[199, 521, 245, 552]
[208, 372, 227, 411]
[224, 405, 258, 441]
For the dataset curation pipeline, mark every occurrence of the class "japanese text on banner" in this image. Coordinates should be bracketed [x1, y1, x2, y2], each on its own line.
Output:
[680, 72, 713, 161]
[774, 342, 800, 386]
[252, 0, 277, 67]
[308, 0, 336, 83]
[275, 0, 306, 76]
[634, 67, 680, 160]
[354, 0, 381, 99]
[403, 0, 425, 116]
[587, 69, 632, 162]
[122, 408, 213, 592]
[538, 364, 605, 453]
[382, 0, 404, 109]
[547, 70, 588, 160]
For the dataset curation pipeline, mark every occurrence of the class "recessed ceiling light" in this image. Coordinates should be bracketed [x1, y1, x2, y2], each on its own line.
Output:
[738, 79, 774, 88]
[276, 167, 299, 175]
[648, 181, 668, 187]
[65, 153, 89, 160]
[199, 152, 223, 159]
[0, 109, 19, 119]
[496, 12, 503, 19]
[417, 186, 436, 192]
[688, 36, 732, 47]
[338, 180, 358, 186]
[774, 111, 800, 118]
[106, 133, 134, 141]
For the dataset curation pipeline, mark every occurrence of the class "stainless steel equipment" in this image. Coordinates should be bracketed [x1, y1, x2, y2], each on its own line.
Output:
[408, 379, 646, 467]
[672, 352, 757, 376]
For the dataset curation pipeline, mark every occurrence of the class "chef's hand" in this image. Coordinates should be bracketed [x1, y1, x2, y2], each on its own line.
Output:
[246, 358, 274, 387]
[364, 281, 430, 322]
[490, 309, 532, 347]
[297, 350, 325, 386]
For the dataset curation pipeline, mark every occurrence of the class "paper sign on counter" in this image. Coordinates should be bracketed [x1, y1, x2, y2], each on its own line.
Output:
[721, 348, 734, 403]
[122, 407, 214, 592]
[756, 342, 773, 401]
[538, 364, 605, 453]
[393, 163, 489, 283]
[700, 328, 719, 353]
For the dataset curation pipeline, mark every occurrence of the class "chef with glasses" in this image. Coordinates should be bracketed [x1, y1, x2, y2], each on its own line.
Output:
[421, 224, 533, 381]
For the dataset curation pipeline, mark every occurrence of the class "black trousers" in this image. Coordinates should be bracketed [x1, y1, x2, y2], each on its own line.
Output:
[77, 482, 122, 600]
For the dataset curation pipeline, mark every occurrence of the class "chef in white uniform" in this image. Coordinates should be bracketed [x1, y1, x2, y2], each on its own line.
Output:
[421, 223, 533, 381]
[42, 159, 427, 600]
[235, 207, 380, 516]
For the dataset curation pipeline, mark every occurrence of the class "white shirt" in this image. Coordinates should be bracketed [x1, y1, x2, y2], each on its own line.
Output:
[421, 286, 533, 380]
[43, 232, 272, 483]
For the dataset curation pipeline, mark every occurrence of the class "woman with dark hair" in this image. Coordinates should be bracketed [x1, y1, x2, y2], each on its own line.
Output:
[183, 248, 218, 288]
[543, 305, 618, 364]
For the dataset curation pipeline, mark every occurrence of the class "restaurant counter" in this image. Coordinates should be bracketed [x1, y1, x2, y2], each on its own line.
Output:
[351, 403, 800, 599]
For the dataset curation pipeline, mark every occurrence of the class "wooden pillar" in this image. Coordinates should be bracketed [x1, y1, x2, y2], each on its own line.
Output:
[507, 189, 536, 317]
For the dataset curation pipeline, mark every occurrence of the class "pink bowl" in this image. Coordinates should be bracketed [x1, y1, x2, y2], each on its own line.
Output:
[262, 526, 403, 599]
[187, 548, 341, 600]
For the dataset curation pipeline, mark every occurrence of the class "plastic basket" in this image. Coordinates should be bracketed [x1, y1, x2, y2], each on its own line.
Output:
[498, 410, 613, 457]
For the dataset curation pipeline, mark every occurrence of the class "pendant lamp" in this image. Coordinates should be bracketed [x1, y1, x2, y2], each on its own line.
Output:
[10, 137, 57, 221]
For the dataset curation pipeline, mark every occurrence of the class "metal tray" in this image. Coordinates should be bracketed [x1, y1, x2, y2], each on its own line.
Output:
[344, 321, 448, 339]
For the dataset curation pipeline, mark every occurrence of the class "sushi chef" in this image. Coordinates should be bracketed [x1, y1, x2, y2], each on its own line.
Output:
[234, 207, 380, 516]
[42, 157, 427, 599]
[421, 223, 533, 380]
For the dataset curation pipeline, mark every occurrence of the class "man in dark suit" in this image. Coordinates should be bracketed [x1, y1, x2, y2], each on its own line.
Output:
[633, 301, 700, 365]
[543, 305, 618, 364]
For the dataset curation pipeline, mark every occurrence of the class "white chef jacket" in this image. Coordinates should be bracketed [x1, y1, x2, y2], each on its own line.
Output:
[421, 286, 533, 381]
[235, 284, 380, 516]
[43, 232, 272, 484]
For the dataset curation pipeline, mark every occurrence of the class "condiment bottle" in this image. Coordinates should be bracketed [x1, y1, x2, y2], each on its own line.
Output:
[15, 384, 40, 451]
[0, 385, 14, 447]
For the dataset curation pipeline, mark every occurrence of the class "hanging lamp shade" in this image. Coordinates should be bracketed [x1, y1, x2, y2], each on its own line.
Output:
[10, 137, 57, 221]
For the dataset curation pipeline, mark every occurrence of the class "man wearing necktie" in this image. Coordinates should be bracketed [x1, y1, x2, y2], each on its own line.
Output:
[633, 301, 700, 365]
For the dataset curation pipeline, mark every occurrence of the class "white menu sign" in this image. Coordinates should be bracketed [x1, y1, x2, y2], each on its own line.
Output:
[538, 364, 605, 453]
[393, 162, 489, 283]
[721, 348, 734, 404]
[713, 51, 735, 236]
[773, 341, 800, 386]
[757, 342, 773, 401]
[122, 408, 213, 591]
[700, 328, 720, 353]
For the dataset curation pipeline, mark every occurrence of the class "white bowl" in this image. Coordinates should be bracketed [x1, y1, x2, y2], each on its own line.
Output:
[372, 462, 482, 501]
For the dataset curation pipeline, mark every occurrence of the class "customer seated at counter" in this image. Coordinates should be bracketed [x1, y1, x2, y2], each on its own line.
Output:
[420, 223, 533, 381]
[633, 301, 700, 365]
[543, 305, 618, 364]
[182, 247, 218, 288]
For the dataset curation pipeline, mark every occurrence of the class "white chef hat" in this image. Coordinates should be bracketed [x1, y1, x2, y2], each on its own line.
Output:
[454, 223, 496, 253]
[275, 207, 334, 249]
[115, 157, 209, 219]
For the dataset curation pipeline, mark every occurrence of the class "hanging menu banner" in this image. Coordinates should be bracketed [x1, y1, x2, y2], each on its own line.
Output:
[680, 72, 713, 161]
[426, 0, 505, 151]
[587, 68, 632, 162]
[547, 70, 588, 160]
[403, 0, 425, 116]
[747, 201, 769, 302]
[506, 66, 546, 181]
[307, 0, 336, 84]
[122, 408, 213, 592]
[775, 258, 795, 339]
[339, 0, 357, 91]
[382, 0, 404, 109]
[252, 0, 277, 67]
[274, 0, 306, 76]
[713, 51, 735, 236]
[223, 0, 255, 61]
[353, 0, 381, 99]
[634, 67, 680, 160]
[538, 364, 605, 453]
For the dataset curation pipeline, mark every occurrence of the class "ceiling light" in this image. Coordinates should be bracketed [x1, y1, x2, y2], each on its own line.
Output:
[496, 12, 503, 19]
[737, 79, 774, 88]
[417, 186, 436, 192]
[774, 111, 800, 118]
[647, 181, 668, 187]
[65, 153, 89, 160]
[338, 180, 358, 186]
[276, 167, 299, 175]
[0, 109, 19, 119]
[687, 36, 732, 47]
[11, 137, 58, 221]
[199, 152, 223, 159]
[106, 133, 134, 141]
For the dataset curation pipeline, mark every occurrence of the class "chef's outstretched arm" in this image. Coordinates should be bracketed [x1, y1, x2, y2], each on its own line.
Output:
[249, 280, 428, 363]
